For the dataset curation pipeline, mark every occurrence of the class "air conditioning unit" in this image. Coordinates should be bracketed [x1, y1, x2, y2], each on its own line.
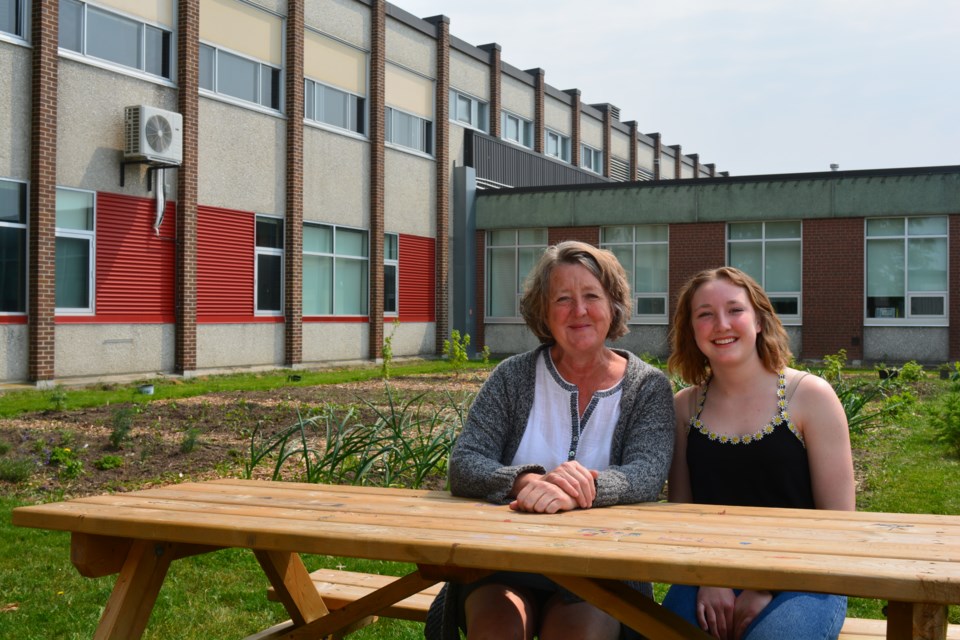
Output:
[124, 105, 183, 165]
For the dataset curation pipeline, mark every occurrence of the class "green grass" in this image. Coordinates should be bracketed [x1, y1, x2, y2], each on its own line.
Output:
[0, 359, 491, 418]
[2, 371, 958, 637]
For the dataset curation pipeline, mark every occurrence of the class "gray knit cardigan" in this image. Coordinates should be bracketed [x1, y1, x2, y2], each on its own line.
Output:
[424, 344, 675, 639]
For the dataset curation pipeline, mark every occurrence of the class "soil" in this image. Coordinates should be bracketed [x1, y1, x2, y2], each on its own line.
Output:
[0, 372, 489, 500]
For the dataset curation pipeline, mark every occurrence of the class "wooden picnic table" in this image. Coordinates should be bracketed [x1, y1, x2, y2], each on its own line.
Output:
[11, 478, 960, 639]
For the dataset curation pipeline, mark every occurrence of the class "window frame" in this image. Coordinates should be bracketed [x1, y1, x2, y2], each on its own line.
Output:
[199, 41, 283, 112]
[864, 216, 948, 326]
[54, 186, 96, 315]
[501, 111, 533, 149]
[304, 77, 366, 136]
[545, 129, 571, 163]
[484, 229, 548, 321]
[302, 222, 370, 317]
[254, 214, 284, 316]
[385, 105, 433, 156]
[0, 0, 28, 41]
[726, 221, 802, 324]
[600, 225, 669, 324]
[580, 143, 603, 174]
[58, 0, 174, 82]
[448, 88, 489, 133]
[0, 177, 28, 315]
[384, 232, 399, 317]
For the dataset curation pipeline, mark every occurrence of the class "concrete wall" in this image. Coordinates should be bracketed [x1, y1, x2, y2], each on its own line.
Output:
[54, 324, 175, 378]
[501, 75, 534, 120]
[611, 128, 631, 164]
[580, 114, 603, 149]
[306, 0, 370, 49]
[0, 325, 28, 382]
[0, 42, 30, 179]
[386, 16, 434, 77]
[303, 126, 369, 227]
[450, 49, 489, 99]
[198, 323, 285, 369]
[864, 327, 948, 363]
[384, 149, 434, 236]
[544, 94, 570, 135]
[302, 322, 369, 361]
[483, 323, 540, 355]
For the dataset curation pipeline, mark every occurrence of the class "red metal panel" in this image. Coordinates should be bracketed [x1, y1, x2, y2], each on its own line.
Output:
[94, 192, 176, 321]
[197, 206, 255, 321]
[398, 234, 435, 322]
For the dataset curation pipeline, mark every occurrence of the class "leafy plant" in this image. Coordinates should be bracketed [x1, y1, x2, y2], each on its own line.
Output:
[109, 407, 136, 450]
[0, 457, 34, 482]
[48, 386, 68, 411]
[0, 442, 10, 456]
[381, 318, 401, 380]
[180, 428, 202, 454]
[49, 447, 84, 480]
[93, 455, 124, 471]
[478, 344, 491, 366]
[929, 390, 960, 457]
[816, 349, 903, 435]
[898, 360, 926, 383]
[442, 330, 471, 375]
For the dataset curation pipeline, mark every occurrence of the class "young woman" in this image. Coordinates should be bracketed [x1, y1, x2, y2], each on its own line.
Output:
[664, 267, 855, 640]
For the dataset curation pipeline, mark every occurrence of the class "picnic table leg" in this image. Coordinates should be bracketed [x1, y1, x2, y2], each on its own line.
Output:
[254, 550, 330, 626]
[93, 539, 176, 640]
[886, 601, 948, 640]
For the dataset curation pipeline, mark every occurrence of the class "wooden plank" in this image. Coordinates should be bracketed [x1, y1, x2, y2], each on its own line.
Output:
[886, 601, 948, 640]
[254, 550, 329, 627]
[546, 574, 713, 640]
[71, 533, 132, 578]
[93, 540, 175, 640]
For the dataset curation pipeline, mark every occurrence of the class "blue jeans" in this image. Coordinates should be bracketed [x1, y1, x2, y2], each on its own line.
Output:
[662, 585, 846, 640]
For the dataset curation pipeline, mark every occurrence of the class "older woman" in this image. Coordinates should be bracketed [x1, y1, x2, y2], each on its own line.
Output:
[664, 267, 854, 640]
[426, 240, 675, 640]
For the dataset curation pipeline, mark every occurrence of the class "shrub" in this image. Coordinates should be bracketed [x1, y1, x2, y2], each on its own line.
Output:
[443, 330, 471, 375]
[929, 391, 960, 458]
[899, 360, 926, 383]
[381, 318, 401, 380]
[180, 428, 201, 454]
[94, 455, 124, 471]
[49, 447, 84, 480]
[0, 457, 34, 483]
[109, 407, 136, 450]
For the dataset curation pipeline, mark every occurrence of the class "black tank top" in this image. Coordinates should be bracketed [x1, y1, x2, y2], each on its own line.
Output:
[686, 371, 816, 509]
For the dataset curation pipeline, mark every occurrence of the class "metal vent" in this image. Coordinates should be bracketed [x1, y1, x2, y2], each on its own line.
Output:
[610, 157, 630, 182]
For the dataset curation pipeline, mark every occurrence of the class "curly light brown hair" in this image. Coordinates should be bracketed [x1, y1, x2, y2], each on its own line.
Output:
[520, 240, 631, 344]
[668, 266, 792, 385]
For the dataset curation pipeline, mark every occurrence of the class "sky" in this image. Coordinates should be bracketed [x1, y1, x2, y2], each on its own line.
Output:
[395, 0, 960, 177]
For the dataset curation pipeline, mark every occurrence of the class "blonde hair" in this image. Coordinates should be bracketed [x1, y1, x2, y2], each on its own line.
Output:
[520, 241, 631, 343]
[668, 266, 792, 385]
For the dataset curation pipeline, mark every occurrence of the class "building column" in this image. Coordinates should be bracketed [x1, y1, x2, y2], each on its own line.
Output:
[528, 68, 545, 154]
[175, 0, 199, 375]
[670, 144, 683, 179]
[650, 132, 662, 180]
[601, 105, 612, 178]
[368, 0, 386, 360]
[690, 153, 700, 179]
[430, 15, 451, 354]
[284, 0, 304, 367]
[566, 88, 581, 167]
[626, 120, 639, 181]
[28, 0, 59, 385]
[479, 43, 501, 139]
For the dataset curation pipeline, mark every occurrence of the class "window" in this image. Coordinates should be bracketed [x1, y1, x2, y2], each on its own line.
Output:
[385, 107, 433, 155]
[0, 179, 27, 314]
[601, 225, 669, 320]
[501, 111, 533, 148]
[255, 215, 283, 314]
[545, 129, 571, 163]
[200, 43, 281, 110]
[581, 144, 603, 174]
[727, 221, 801, 319]
[303, 223, 368, 316]
[486, 229, 547, 319]
[305, 79, 365, 135]
[1, 0, 26, 39]
[55, 187, 95, 313]
[59, 0, 172, 79]
[384, 233, 398, 316]
[449, 89, 488, 132]
[866, 216, 947, 321]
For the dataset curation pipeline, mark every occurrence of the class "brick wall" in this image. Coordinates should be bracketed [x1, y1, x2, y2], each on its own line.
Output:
[481, 43, 501, 139]
[568, 89, 581, 167]
[651, 132, 662, 180]
[28, 0, 59, 383]
[367, 0, 386, 359]
[802, 218, 864, 360]
[668, 222, 726, 326]
[432, 15, 450, 354]
[627, 121, 639, 182]
[548, 227, 599, 247]
[530, 68, 545, 154]
[175, 0, 199, 373]
[284, 0, 304, 366]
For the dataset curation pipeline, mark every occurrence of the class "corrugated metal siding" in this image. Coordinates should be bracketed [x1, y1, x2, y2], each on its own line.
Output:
[399, 234, 435, 322]
[197, 205, 255, 320]
[466, 130, 609, 188]
[95, 192, 176, 320]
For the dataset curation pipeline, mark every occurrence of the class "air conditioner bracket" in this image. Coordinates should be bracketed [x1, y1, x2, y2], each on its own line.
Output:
[120, 158, 180, 190]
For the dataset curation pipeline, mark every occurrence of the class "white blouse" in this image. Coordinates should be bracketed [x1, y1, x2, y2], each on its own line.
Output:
[512, 349, 622, 471]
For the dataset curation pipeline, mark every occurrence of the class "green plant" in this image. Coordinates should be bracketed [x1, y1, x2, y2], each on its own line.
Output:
[442, 329, 471, 375]
[49, 447, 84, 480]
[0, 442, 11, 456]
[898, 360, 926, 383]
[180, 428, 202, 454]
[817, 350, 903, 435]
[381, 318, 401, 380]
[108, 406, 136, 450]
[48, 386, 68, 411]
[821, 349, 847, 384]
[929, 390, 960, 457]
[478, 344, 491, 366]
[93, 455, 124, 471]
[0, 457, 34, 482]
